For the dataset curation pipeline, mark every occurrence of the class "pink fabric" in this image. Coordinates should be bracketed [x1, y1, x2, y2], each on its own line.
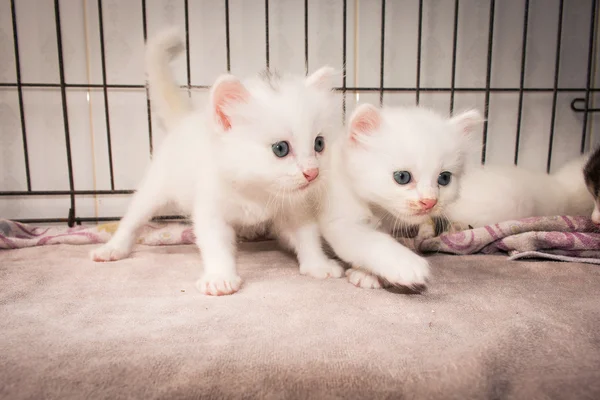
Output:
[2, 216, 600, 263]
[416, 215, 600, 263]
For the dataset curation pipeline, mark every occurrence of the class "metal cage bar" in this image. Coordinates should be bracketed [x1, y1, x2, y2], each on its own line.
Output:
[141, 0, 154, 155]
[97, 0, 116, 189]
[449, 0, 459, 114]
[546, 0, 565, 173]
[53, 0, 77, 227]
[9, 0, 31, 192]
[379, 0, 386, 106]
[1, 0, 599, 226]
[514, 0, 530, 166]
[481, 0, 496, 165]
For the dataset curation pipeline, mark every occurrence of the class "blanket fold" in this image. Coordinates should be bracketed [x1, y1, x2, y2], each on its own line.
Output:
[2, 216, 600, 263]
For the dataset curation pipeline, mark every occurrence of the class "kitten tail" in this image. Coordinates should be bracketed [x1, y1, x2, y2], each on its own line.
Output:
[145, 27, 192, 131]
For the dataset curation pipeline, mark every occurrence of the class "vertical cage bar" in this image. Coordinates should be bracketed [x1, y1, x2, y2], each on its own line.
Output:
[141, 0, 153, 155]
[265, 0, 270, 69]
[580, 0, 598, 154]
[379, 0, 386, 106]
[97, 0, 115, 189]
[184, 0, 191, 96]
[304, 0, 308, 75]
[449, 0, 459, 113]
[546, 0, 564, 173]
[481, 0, 495, 164]
[342, 0, 347, 119]
[225, 0, 231, 72]
[9, 0, 31, 191]
[53, 0, 77, 226]
[514, 0, 530, 165]
[415, 0, 423, 105]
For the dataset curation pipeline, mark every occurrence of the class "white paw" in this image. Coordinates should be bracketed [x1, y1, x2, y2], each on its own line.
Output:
[299, 259, 345, 279]
[381, 253, 430, 289]
[346, 267, 389, 289]
[90, 242, 131, 262]
[196, 273, 242, 296]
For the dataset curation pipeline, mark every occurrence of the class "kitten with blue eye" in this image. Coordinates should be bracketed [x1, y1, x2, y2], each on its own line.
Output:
[318, 104, 483, 289]
[584, 145, 600, 224]
[90, 28, 344, 295]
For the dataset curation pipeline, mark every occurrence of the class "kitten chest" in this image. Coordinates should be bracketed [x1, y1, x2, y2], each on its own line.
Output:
[224, 196, 272, 227]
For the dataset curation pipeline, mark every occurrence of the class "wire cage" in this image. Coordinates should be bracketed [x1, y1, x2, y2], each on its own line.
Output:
[0, 0, 599, 226]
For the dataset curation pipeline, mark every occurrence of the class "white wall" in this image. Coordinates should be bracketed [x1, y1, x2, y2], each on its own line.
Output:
[0, 0, 598, 221]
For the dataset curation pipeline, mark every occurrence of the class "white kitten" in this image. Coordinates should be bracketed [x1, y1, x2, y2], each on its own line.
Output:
[319, 104, 483, 289]
[90, 29, 344, 295]
[444, 157, 594, 229]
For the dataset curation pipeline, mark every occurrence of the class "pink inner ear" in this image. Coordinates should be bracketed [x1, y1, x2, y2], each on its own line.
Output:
[212, 80, 248, 131]
[350, 106, 381, 142]
[451, 110, 483, 136]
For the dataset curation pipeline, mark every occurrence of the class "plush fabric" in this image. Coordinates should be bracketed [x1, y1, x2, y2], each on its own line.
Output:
[1, 243, 599, 399]
[3, 217, 600, 264]
[417, 216, 600, 264]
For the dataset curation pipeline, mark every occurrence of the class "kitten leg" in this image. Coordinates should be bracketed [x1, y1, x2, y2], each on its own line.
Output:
[90, 174, 165, 262]
[193, 207, 241, 296]
[274, 221, 344, 279]
[321, 221, 429, 289]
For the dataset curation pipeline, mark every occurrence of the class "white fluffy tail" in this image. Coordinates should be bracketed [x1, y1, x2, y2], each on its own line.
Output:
[145, 28, 191, 131]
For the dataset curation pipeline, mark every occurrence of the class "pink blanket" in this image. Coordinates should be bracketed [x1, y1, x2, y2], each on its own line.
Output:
[1, 216, 599, 263]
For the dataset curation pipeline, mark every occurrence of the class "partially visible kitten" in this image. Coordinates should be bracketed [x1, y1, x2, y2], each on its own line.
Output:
[443, 157, 594, 229]
[583, 145, 600, 224]
[90, 29, 344, 295]
[318, 104, 483, 289]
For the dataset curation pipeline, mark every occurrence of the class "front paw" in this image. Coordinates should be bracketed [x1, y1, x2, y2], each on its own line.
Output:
[196, 273, 242, 296]
[299, 259, 345, 279]
[346, 267, 390, 289]
[90, 242, 131, 262]
[381, 252, 430, 290]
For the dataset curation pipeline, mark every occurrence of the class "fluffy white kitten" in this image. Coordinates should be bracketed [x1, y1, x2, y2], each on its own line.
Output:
[90, 29, 344, 295]
[318, 104, 483, 289]
[444, 157, 594, 229]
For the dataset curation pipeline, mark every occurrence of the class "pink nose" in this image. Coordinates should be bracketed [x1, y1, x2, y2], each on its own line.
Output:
[418, 198, 437, 210]
[303, 168, 319, 182]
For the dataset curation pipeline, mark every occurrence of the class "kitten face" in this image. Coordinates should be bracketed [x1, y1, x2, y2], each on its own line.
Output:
[344, 105, 482, 225]
[210, 67, 338, 200]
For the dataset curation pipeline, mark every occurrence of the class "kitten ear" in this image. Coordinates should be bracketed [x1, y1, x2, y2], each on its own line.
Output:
[305, 66, 337, 90]
[210, 74, 249, 131]
[349, 104, 381, 143]
[449, 109, 484, 136]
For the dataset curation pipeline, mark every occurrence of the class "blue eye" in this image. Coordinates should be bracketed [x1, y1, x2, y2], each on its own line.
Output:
[272, 141, 290, 158]
[393, 171, 411, 185]
[314, 136, 325, 153]
[438, 171, 452, 186]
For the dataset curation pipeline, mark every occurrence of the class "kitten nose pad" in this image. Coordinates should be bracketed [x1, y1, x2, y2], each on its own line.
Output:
[302, 168, 319, 182]
[418, 198, 437, 210]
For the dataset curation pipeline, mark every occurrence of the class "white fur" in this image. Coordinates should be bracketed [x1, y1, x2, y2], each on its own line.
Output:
[91, 29, 344, 295]
[319, 105, 483, 289]
[444, 156, 595, 228]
